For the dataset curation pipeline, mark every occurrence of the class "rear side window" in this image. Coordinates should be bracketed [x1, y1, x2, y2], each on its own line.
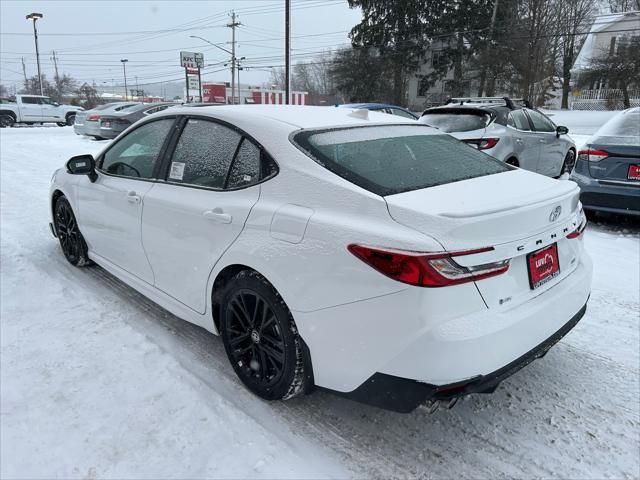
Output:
[292, 125, 509, 196]
[420, 111, 489, 132]
[227, 139, 261, 188]
[168, 118, 241, 189]
[508, 110, 531, 131]
[21, 96, 40, 105]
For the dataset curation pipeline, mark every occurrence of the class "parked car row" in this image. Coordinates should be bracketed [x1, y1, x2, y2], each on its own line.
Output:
[74, 102, 177, 140]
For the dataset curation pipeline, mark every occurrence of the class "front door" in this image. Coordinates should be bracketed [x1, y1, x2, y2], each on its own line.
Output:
[507, 109, 540, 172]
[76, 117, 176, 284]
[141, 117, 264, 313]
[526, 109, 563, 176]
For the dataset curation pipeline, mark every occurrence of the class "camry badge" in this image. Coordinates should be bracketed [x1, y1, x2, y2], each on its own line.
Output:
[549, 206, 562, 222]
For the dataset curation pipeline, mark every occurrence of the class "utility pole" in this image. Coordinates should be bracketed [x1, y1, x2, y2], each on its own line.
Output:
[21, 57, 28, 85]
[26, 13, 43, 95]
[51, 50, 60, 81]
[285, 0, 290, 104]
[227, 11, 240, 104]
[237, 57, 245, 104]
[120, 59, 129, 100]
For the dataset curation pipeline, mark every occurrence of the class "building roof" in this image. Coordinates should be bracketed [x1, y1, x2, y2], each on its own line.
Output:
[572, 11, 640, 72]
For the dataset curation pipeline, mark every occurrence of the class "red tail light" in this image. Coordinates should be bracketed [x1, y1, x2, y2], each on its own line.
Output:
[348, 244, 510, 287]
[567, 208, 587, 239]
[464, 138, 500, 150]
[86, 114, 101, 121]
[577, 148, 608, 162]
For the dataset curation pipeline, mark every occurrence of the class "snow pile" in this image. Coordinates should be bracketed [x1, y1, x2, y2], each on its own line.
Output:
[1, 120, 639, 478]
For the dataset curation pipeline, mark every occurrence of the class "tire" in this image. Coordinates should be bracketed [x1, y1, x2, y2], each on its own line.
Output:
[54, 196, 91, 267]
[560, 149, 576, 175]
[220, 270, 307, 401]
[506, 157, 519, 167]
[65, 113, 76, 126]
[0, 114, 15, 128]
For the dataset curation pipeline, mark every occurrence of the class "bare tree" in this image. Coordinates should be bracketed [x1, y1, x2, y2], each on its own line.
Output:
[607, 0, 640, 12]
[581, 36, 640, 108]
[0, 84, 8, 97]
[556, 0, 596, 109]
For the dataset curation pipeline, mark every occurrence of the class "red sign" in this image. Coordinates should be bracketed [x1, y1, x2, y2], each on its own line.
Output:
[628, 164, 640, 180]
[186, 67, 199, 75]
[527, 244, 560, 290]
[201, 83, 228, 103]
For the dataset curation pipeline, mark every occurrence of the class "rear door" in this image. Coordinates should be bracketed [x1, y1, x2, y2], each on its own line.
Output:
[19, 96, 43, 120]
[526, 109, 564, 176]
[506, 109, 540, 172]
[141, 117, 269, 313]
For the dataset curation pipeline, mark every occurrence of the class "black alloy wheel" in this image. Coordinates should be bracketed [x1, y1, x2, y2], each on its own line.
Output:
[54, 197, 90, 266]
[66, 113, 76, 126]
[561, 149, 576, 175]
[221, 271, 306, 401]
[0, 115, 15, 128]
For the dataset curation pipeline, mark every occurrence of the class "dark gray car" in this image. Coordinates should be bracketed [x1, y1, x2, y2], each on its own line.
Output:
[570, 107, 640, 216]
[98, 102, 177, 139]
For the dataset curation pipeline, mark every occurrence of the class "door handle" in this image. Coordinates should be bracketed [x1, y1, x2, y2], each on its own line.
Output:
[126, 191, 141, 204]
[203, 208, 232, 224]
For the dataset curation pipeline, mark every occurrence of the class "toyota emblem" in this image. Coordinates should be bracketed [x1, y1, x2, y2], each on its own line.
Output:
[549, 206, 562, 222]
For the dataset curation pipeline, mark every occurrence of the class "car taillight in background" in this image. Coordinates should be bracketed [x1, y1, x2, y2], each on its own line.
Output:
[464, 138, 500, 150]
[577, 148, 608, 162]
[348, 244, 510, 287]
[86, 114, 101, 122]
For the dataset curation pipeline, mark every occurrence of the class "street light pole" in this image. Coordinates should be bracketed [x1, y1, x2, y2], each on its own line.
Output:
[120, 59, 128, 100]
[189, 34, 235, 104]
[26, 13, 43, 96]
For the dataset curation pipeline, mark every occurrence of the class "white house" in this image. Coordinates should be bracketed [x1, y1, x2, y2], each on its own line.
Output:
[570, 11, 640, 109]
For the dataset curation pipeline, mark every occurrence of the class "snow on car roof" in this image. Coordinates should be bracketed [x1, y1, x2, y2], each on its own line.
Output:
[155, 104, 414, 130]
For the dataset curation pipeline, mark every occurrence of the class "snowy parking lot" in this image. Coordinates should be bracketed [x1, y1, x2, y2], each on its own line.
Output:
[1, 115, 639, 479]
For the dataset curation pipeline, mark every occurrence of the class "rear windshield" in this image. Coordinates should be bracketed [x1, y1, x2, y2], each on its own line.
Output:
[420, 111, 490, 132]
[292, 125, 509, 196]
[596, 111, 640, 138]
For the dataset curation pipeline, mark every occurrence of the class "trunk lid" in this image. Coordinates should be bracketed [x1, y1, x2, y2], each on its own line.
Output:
[586, 138, 640, 183]
[385, 169, 580, 250]
[385, 169, 584, 309]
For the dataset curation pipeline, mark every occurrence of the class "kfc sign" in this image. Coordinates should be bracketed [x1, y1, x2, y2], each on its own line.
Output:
[180, 51, 204, 69]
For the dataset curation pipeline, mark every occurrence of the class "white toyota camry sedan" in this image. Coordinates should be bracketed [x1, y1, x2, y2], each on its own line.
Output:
[49, 105, 592, 413]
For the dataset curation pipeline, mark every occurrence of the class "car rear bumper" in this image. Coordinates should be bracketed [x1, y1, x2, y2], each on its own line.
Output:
[331, 301, 587, 413]
[571, 171, 640, 215]
[296, 252, 592, 411]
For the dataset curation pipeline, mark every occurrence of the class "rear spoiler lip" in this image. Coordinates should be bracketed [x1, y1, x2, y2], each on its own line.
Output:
[437, 182, 579, 219]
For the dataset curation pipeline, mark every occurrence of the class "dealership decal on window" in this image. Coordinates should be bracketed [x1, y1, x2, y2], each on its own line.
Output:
[169, 162, 186, 180]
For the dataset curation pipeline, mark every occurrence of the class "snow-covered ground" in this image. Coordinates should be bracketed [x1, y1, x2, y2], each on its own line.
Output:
[1, 115, 639, 479]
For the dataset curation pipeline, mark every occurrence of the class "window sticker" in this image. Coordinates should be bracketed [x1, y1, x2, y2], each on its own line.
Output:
[169, 161, 186, 180]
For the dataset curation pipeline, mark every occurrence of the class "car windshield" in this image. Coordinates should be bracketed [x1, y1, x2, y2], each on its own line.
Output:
[594, 111, 640, 145]
[420, 111, 490, 132]
[292, 125, 509, 196]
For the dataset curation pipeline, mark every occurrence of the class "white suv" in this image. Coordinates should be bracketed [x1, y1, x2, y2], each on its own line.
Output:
[419, 97, 576, 177]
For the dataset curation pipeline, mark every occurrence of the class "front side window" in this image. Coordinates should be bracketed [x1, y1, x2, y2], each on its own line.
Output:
[167, 118, 241, 189]
[293, 125, 509, 196]
[41, 97, 56, 105]
[527, 110, 555, 132]
[391, 108, 417, 120]
[508, 110, 531, 131]
[100, 118, 174, 179]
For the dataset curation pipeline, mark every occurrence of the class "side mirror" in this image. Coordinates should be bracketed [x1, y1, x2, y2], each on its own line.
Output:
[556, 125, 569, 137]
[66, 154, 97, 182]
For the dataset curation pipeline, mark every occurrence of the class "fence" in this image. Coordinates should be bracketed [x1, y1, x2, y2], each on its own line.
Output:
[570, 88, 640, 110]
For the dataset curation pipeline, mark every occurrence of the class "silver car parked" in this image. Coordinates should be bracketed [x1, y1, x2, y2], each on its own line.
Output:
[74, 102, 140, 139]
[98, 102, 177, 139]
[419, 97, 576, 177]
